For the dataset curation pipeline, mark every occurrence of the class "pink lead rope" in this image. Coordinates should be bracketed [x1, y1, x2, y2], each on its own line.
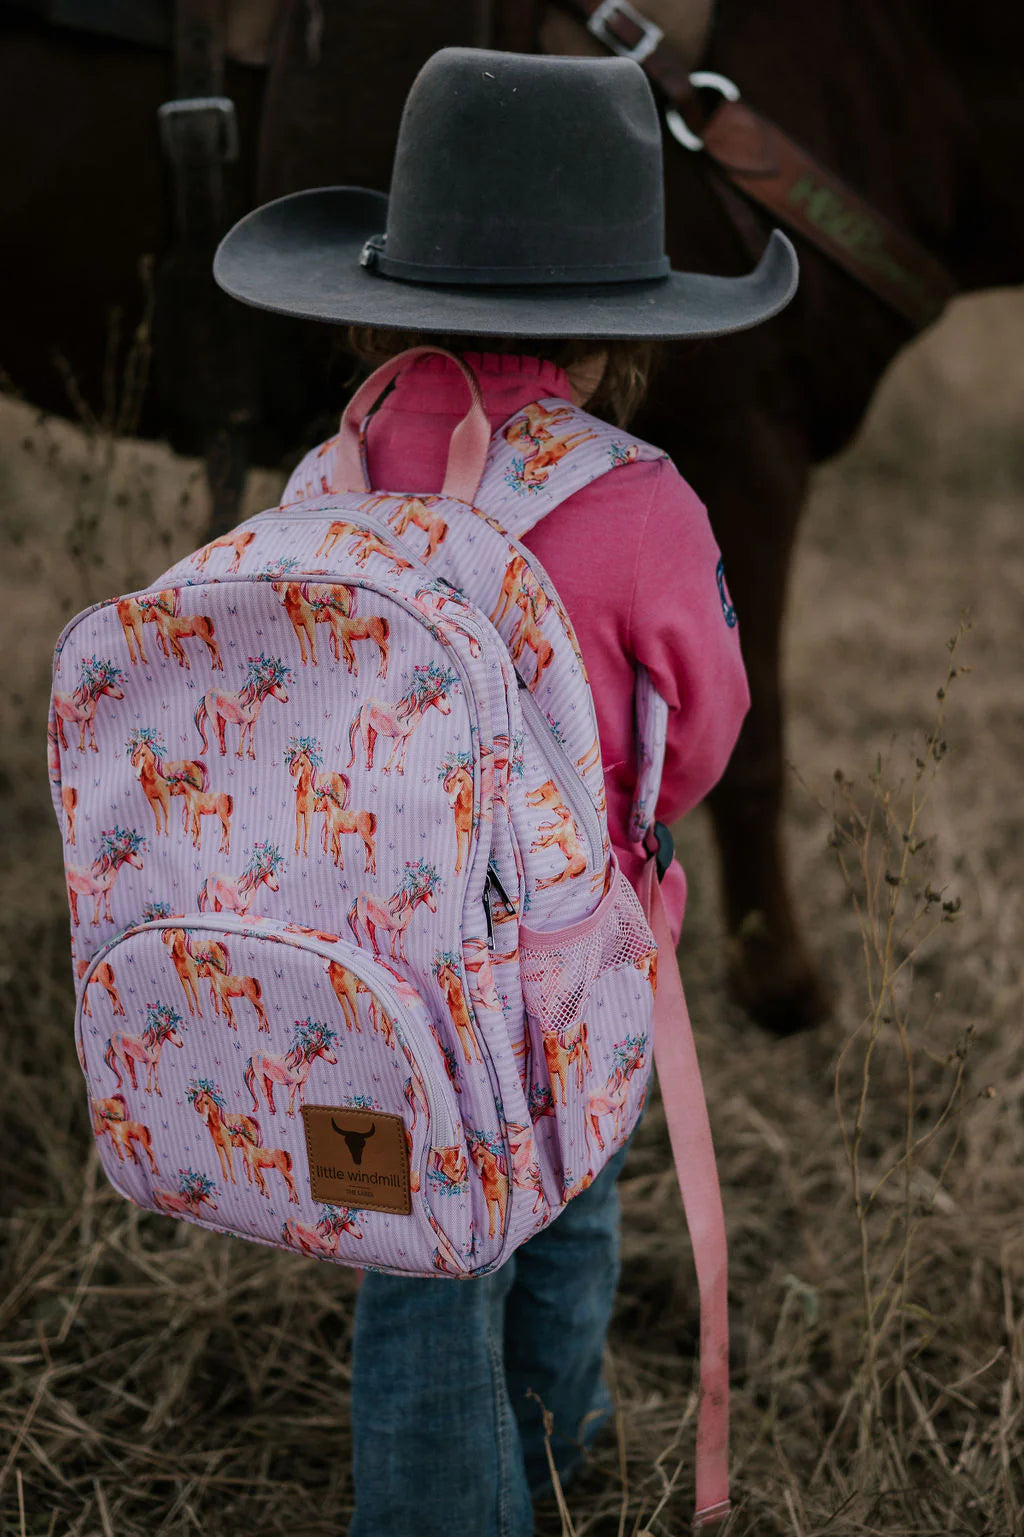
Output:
[639, 857, 731, 1530]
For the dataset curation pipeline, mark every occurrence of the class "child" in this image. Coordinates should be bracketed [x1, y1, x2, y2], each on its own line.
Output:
[213, 45, 797, 1536]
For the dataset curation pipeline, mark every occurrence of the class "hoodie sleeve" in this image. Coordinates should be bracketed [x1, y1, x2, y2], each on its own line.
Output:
[628, 458, 750, 824]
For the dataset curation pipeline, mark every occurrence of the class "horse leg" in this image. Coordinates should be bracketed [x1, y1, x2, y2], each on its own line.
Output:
[702, 429, 830, 1034]
[640, 375, 828, 1034]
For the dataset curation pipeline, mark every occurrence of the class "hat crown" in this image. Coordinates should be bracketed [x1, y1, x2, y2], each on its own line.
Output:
[374, 48, 670, 286]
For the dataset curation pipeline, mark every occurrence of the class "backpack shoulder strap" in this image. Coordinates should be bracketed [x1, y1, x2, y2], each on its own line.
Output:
[477, 398, 666, 541]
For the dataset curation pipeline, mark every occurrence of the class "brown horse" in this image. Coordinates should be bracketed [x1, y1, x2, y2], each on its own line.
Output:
[7, 1, 1023, 1030]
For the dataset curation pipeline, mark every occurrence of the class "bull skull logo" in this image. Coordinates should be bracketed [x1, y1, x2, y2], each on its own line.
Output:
[332, 1118, 376, 1166]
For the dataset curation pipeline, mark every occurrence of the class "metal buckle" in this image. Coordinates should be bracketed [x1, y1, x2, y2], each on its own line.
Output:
[587, 0, 664, 64]
[157, 96, 240, 164]
[664, 72, 741, 152]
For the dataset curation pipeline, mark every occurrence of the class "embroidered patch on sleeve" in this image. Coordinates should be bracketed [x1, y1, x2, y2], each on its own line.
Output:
[716, 558, 737, 628]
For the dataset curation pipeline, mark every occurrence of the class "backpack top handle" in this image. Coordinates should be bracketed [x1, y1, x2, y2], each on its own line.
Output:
[334, 346, 492, 505]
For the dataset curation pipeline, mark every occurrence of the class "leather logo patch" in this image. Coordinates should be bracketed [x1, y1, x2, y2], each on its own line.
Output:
[301, 1105, 411, 1215]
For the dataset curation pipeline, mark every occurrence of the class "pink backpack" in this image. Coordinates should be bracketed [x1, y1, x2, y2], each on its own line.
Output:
[48, 349, 730, 1525]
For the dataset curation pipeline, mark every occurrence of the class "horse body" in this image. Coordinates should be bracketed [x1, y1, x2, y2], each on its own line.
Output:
[13, 2, 1024, 1027]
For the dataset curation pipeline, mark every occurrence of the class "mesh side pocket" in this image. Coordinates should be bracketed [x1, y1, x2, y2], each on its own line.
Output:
[518, 861, 657, 1204]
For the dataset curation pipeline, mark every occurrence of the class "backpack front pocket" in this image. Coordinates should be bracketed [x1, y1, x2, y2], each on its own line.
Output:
[518, 861, 657, 1203]
[75, 915, 480, 1276]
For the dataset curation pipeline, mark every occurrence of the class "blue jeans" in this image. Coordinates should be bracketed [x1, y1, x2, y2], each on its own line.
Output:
[347, 1141, 631, 1537]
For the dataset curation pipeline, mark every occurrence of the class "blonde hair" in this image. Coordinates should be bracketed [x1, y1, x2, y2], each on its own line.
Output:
[345, 327, 659, 427]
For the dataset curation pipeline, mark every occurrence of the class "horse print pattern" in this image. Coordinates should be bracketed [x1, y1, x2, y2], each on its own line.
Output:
[50, 388, 664, 1277]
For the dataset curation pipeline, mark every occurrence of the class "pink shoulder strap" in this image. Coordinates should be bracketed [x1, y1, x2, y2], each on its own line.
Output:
[639, 857, 731, 1531]
[334, 346, 492, 504]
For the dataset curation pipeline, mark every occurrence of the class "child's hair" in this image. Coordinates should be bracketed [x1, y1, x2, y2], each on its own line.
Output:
[346, 327, 659, 427]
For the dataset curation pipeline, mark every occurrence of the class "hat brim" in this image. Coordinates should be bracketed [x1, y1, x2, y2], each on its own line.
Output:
[213, 186, 798, 340]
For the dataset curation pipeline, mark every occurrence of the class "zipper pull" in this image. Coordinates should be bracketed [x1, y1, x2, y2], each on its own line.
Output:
[483, 892, 495, 950]
[486, 862, 517, 916]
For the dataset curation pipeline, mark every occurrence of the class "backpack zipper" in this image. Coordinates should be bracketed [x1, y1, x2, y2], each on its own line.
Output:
[516, 682, 604, 870]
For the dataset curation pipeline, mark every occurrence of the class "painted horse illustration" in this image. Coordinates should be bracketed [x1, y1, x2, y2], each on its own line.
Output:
[347, 662, 458, 775]
[127, 728, 206, 837]
[153, 1168, 219, 1219]
[433, 951, 482, 1064]
[520, 425, 599, 487]
[509, 585, 555, 690]
[283, 736, 351, 856]
[194, 653, 291, 759]
[190, 528, 257, 573]
[160, 927, 206, 1015]
[585, 1035, 648, 1155]
[187, 1079, 256, 1188]
[104, 1001, 184, 1096]
[273, 580, 355, 666]
[440, 752, 475, 875]
[146, 589, 223, 671]
[504, 402, 575, 450]
[76, 958, 125, 1018]
[228, 1118, 300, 1203]
[173, 776, 234, 855]
[91, 1095, 158, 1173]
[507, 1121, 547, 1215]
[195, 949, 271, 1033]
[196, 841, 285, 916]
[468, 1131, 510, 1240]
[348, 861, 442, 962]
[382, 494, 449, 559]
[116, 595, 165, 667]
[66, 826, 145, 926]
[244, 1018, 339, 1117]
[531, 806, 588, 888]
[282, 1205, 363, 1257]
[316, 791, 378, 874]
[53, 657, 126, 753]
[324, 959, 372, 1032]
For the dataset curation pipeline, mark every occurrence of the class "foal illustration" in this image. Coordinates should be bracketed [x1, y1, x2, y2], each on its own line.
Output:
[146, 589, 223, 671]
[194, 945, 270, 1033]
[76, 957, 125, 1017]
[91, 1095, 159, 1173]
[126, 727, 205, 838]
[284, 737, 350, 855]
[273, 580, 354, 667]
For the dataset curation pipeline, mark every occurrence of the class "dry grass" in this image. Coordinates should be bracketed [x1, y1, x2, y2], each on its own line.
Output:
[2, 290, 1023, 1534]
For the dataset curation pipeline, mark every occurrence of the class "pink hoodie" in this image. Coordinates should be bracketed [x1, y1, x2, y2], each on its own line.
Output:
[362, 352, 750, 939]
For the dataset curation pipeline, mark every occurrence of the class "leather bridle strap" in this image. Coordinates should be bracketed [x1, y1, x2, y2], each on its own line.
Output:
[550, 0, 957, 330]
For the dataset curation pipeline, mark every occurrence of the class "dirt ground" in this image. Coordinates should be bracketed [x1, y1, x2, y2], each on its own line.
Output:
[1, 290, 1022, 1534]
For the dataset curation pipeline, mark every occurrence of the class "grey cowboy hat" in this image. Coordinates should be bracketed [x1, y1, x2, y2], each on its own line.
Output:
[214, 46, 798, 339]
